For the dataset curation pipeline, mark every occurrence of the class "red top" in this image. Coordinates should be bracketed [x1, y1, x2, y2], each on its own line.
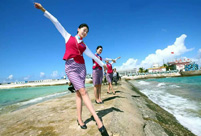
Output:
[63, 36, 86, 64]
[92, 54, 102, 70]
[106, 63, 113, 74]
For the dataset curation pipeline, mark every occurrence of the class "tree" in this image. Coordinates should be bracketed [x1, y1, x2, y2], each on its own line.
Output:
[144, 69, 148, 73]
[139, 67, 144, 73]
[163, 64, 170, 71]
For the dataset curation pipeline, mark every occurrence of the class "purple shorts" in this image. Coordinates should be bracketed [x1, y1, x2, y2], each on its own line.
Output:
[106, 73, 113, 83]
[92, 68, 103, 85]
[65, 60, 86, 91]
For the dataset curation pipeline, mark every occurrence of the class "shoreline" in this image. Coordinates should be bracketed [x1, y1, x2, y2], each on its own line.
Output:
[1, 72, 200, 89]
[122, 72, 181, 80]
[126, 80, 195, 136]
[0, 79, 93, 89]
[0, 80, 194, 136]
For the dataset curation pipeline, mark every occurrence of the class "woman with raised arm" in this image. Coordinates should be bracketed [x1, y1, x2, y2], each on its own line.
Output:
[106, 57, 121, 95]
[92, 46, 115, 104]
[34, 3, 108, 134]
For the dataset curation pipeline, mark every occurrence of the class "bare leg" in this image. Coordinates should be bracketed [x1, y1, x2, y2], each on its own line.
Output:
[107, 84, 110, 93]
[97, 84, 102, 102]
[109, 83, 115, 94]
[76, 91, 84, 126]
[94, 85, 99, 103]
[79, 88, 103, 128]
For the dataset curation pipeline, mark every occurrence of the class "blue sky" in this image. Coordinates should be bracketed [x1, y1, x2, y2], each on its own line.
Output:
[1, 0, 201, 83]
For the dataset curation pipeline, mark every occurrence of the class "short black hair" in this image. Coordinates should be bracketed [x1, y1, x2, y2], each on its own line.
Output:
[78, 23, 89, 32]
[96, 45, 103, 51]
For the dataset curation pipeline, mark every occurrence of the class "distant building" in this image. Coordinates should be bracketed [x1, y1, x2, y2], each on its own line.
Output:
[184, 62, 199, 71]
[118, 68, 137, 76]
[148, 66, 166, 73]
[14, 81, 26, 84]
[86, 74, 92, 79]
[168, 59, 191, 71]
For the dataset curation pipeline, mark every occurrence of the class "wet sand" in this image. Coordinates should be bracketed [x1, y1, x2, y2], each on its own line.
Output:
[0, 80, 195, 136]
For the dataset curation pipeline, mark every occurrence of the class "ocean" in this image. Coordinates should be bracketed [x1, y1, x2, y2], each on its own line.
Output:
[129, 75, 201, 136]
[0, 84, 93, 115]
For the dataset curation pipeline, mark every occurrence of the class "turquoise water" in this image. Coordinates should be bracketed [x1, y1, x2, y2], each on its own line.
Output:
[0, 84, 93, 114]
[130, 75, 201, 136]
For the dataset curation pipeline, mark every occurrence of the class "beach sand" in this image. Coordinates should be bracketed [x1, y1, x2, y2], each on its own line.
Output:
[0, 80, 195, 136]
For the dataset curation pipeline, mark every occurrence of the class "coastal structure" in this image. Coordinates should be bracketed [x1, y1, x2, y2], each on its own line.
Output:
[148, 63, 166, 72]
[184, 62, 199, 71]
[118, 68, 137, 76]
[168, 58, 192, 71]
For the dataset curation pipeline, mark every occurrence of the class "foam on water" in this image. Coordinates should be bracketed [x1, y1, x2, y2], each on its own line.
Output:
[157, 82, 166, 87]
[130, 79, 201, 136]
[19, 91, 69, 106]
[0, 91, 70, 114]
[170, 84, 180, 88]
[138, 81, 150, 85]
[141, 89, 201, 135]
[175, 115, 201, 135]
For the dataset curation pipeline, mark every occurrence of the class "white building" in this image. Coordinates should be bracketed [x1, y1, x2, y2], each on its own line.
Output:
[168, 59, 191, 71]
[148, 66, 166, 73]
[118, 68, 137, 76]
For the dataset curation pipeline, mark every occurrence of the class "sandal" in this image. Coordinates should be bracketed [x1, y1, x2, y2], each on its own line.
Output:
[77, 120, 87, 129]
[95, 100, 100, 104]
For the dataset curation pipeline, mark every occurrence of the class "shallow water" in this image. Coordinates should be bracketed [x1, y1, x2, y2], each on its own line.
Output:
[0, 84, 93, 114]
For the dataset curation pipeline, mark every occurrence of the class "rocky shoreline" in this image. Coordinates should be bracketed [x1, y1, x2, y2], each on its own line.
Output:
[0, 80, 195, 136]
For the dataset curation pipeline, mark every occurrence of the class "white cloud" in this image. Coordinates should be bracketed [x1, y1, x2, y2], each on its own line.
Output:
[115, 58, 138, 71]
[198, 49, 201, 59]
[194, 49, 201, 67]
[51, 71, 59, 78]
[24, 76, 30, 80]
[7, 75, 13, 80]
[140, 34, 193, 68]
[116, 34, 194, 70]
[40, 72, 45, 78]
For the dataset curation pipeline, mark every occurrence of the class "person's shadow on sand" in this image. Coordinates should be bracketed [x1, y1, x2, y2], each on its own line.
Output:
[84, 107, 124, 124]
[102, 96, 125, 103]
[84, 107, 123, 136]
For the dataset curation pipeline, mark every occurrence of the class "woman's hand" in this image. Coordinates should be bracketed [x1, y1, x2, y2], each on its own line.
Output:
[117, 57, 121, 59]
[112, 59, 116, 63]
[34, 3, 46, 12]
[103, 65, 107, 71]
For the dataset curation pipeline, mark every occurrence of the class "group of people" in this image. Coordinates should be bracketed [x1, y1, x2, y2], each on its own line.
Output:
[92, 46, 121, 104]
[34, 3, 120, 135]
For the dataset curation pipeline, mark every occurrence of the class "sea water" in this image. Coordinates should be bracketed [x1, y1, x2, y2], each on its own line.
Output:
[130, 76, 201, 136]
[0, 84, 93, 115]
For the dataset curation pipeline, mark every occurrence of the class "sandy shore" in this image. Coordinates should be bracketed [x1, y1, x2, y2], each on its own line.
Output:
[0, 80, 195, 136]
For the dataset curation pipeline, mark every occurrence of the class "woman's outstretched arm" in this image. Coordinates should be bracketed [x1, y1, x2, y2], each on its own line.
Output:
[84, 46, 107, 69]
[111, 57, 121, 65]
[34, 3, 71, 43]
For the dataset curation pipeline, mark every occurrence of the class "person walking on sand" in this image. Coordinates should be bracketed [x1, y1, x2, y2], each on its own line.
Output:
[34, 3, 108, 135]
[92, 46, 115, 104]
[106, 57, 121, 95]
